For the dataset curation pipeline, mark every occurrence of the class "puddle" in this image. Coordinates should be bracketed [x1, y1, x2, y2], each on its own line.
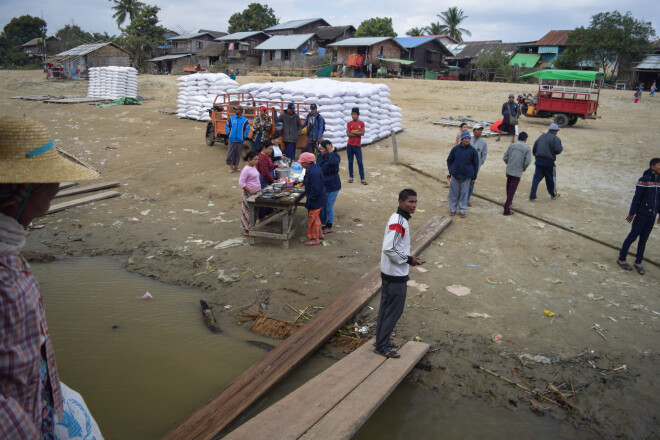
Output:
[34, 257, 580, 439]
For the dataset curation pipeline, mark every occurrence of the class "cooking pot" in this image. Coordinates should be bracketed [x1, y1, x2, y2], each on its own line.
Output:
[275, 167, 291, 179]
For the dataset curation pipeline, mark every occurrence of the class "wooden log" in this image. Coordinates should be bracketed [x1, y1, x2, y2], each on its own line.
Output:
[54, 181, 120, 199]
[160, 215, 451, 440]
[300, 342, 429, 440]
[390, 130, 399, 164]
[47, 191, 120, 214]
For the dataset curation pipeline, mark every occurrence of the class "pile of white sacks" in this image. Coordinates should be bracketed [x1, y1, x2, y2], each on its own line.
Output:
[176, 73, 239, 121]
[87, 67, 138, 99]
[237, 78, 402, 147]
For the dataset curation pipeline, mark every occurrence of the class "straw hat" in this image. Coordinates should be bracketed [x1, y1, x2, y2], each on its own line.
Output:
[0, 116, 99, 183]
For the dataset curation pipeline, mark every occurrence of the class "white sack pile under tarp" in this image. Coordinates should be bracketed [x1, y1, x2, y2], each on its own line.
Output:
[236, 78, 402, 148]
[87, 66, 138, 99]
[176, 73, 239, 122]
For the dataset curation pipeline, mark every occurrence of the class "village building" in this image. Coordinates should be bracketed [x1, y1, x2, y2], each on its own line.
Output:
[52, 42, 130, 79]
[394, 36, 453, 74]
[21, 36, 59, 62]
[445, 40, 519, 80]
[149, 31, 225, 74]
[215, 31, 270, 68]
[263, 18, 331, 36]
[328, 37, 407, 77]
[314, 26, 356, 47]
[255, 34, 320, 67]
[533, 30, 571, 65]
[632, 40, 660, 87]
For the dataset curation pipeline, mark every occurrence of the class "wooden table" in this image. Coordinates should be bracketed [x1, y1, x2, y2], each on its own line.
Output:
[246, 190, 306, 249]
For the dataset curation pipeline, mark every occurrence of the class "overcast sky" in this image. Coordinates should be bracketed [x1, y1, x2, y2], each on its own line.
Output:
[1, 0, 658, 43]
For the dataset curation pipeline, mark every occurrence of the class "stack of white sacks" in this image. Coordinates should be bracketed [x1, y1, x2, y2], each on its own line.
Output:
[176, 73, 239, 121]
[87, 67, 138, 99]
[237, 78, 402, 148]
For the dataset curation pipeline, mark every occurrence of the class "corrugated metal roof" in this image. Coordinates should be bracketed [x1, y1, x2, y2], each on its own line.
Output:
[264, 18, 328, 31]
[216, 31, 267, 41]
[170, 32, 214, 41]
[636, 54, 660, 70]
[329, 37, 393, 47]
[509, 53, 540, 67]
[55, 42, 112, 57]
[148, 53, 191, 62]
[535, 30, 571, 46]
[255, 34, 315, 50]
[314, 26, 355, 40]
[446, 41, 518, 59]
[395, 36, 437, 48]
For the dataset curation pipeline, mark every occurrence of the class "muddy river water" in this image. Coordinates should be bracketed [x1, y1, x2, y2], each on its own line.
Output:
[34, 257, 580, 439]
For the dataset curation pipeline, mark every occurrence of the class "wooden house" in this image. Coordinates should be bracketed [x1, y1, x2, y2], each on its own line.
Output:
[445, 40, 519, 79]
[394, 36, 452, 72]
[255, 34, 320, 67]
[534, 30, 572, 64]
[53, 42, 130, 79]
[215, 31, 270, 66]
[314, 26, 356, 47]
[21, 36, 59, 62]
[329, 37, 407, 77]
[152, 32, 218, 74]
[264, 18, 330, 36]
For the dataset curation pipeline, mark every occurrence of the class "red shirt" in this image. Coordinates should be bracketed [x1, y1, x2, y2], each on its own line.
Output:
[256, 153, 276, 183]
[346, 120, 365, 147]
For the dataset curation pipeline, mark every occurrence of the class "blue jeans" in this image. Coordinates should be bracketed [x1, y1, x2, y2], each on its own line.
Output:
[529, 164, 556, 199]
[347, 145, 364, 180]
[284, 142, 296, 161]
[468, 183, 475, 202]
[619, 214, 655, 264]
[321, 190, 339, 226]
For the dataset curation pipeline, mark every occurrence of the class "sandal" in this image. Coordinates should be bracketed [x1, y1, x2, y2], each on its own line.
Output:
[634, 264, 645, 275]
[616, 260, 633, 271]
[361, 180, 368, 185]
[305, 241, 320, 246]
[373, 341, 399, 349]
[449, 211, 456, 216]
[459, 212, 466, 218]
[373, 348, 400, 359]
[348, 178, 354, 183]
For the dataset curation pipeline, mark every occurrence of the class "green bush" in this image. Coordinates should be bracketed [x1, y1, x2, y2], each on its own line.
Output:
[211, 60, 228, 73]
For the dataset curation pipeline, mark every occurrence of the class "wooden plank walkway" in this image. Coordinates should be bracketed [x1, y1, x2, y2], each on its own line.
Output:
[47, 191, 120, 214]
[224, 340, 429, 440]
[54, 181, 120, 199]
[161, 215, 451, 440]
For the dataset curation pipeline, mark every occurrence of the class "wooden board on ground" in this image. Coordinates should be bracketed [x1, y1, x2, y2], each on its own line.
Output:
[10, 95, 64, 101]
[47, 191, 120, 214]
[300, 341, 429, 440]
[58, 182, 78, 190]
[44, 97, 114, 104]
[54, 181, 120, 199]
[160, 215, 451, 440]
[158, 109, 178, 114]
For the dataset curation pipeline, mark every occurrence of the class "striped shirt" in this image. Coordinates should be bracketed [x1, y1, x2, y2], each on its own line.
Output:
[0, 253, 62, 438]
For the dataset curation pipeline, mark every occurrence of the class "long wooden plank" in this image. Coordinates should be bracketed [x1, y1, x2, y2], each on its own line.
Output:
[223, 342, 386, 439]
[47, 191, 120, 214]
[58, 182, 77, 190]
[160, 216, 451, 440]
[300, 341, 429, 440]
[54, 181, 120, 199]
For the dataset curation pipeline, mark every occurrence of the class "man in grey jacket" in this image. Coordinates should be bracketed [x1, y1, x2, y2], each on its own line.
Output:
[467, 124, 488, 206]
[530, 123, 563, 201]
[502, 132, 532, 215]
[282, 103, 302, 161]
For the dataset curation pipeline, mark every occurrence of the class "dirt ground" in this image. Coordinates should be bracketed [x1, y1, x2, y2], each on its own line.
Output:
[2, 70, 659, 439]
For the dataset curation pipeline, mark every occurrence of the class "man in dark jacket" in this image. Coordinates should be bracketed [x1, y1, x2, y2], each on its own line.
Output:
[299, 152, 327, 246]
[447, 131, 479, 217]
[530, 123, 563, 201]
[282, 103, 302, 161]
[317, 140, 341, 233]
[617, 158, 660, 275]
[302, 103, 325, 155]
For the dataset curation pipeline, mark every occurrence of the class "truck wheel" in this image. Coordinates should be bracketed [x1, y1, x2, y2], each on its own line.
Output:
[567, 115, 578, 126]
[243, 140, 254, 156]
[205, 123, 215, 146]
[554, 114, 569, 128]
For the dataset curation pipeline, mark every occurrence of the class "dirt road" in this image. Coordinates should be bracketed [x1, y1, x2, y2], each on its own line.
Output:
[2, 70, 659, 439]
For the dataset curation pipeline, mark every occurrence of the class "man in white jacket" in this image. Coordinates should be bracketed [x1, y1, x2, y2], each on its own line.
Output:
[375, 189, 423, 358]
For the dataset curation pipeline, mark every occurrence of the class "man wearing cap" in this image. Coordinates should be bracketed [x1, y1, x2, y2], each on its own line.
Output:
[529, 123, 563, 201]
[467, 124, 488, 206]
[252, 106, 272, 153]
[0, 117, 103, 438]
[225, 105, 250, 173]
[298, 152, 327, 246]
[502, 131, 532, 215]
[282, 103, 302, 161]
[301, 103, 325, 155]
[447, 131, 480, 218]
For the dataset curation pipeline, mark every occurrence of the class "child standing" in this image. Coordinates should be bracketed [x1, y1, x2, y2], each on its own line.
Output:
[346, 107, 367, 185]
[634, 88, 641, 103]
[238, 151, 261, 235]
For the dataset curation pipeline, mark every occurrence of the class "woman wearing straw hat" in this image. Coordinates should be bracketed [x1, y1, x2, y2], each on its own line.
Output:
[0, 116, 102, 438]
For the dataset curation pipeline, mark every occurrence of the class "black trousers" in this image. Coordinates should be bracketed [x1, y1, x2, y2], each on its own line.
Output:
[619, 214, 655, 264]
[375, 278, 407, 351]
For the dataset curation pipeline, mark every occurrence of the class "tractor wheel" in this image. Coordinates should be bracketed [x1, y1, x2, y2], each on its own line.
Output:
[554, 113, 569, 128]
[242, 140, 254, 156]
[205, 123, 215, 146]
[567, 115, 578, 126]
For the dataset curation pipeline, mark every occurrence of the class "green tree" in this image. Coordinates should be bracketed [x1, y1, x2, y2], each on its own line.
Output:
[406, 27, 427, 37]
[472, 49, 511, 81]
[424, 22, 443, 36]
[116, 4, 165, 70]
[54, 24, 93, 52]
[437, 7, 471, 41]
[228, 3, 278, 33]
[354, 17, 397, 38]
[0, 15, 47, 66]
[109, 0, 146, 28]
[556, 11, 655, 81]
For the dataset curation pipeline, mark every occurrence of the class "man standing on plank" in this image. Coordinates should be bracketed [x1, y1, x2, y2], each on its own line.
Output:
[375, 189, 424, 358]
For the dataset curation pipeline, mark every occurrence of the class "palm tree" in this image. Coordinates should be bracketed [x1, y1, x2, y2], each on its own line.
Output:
[109, 0, 145, 28]
[437, 7, 472, 42]
[406, 27, 427, 37]
[423, 22, 443, 36]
